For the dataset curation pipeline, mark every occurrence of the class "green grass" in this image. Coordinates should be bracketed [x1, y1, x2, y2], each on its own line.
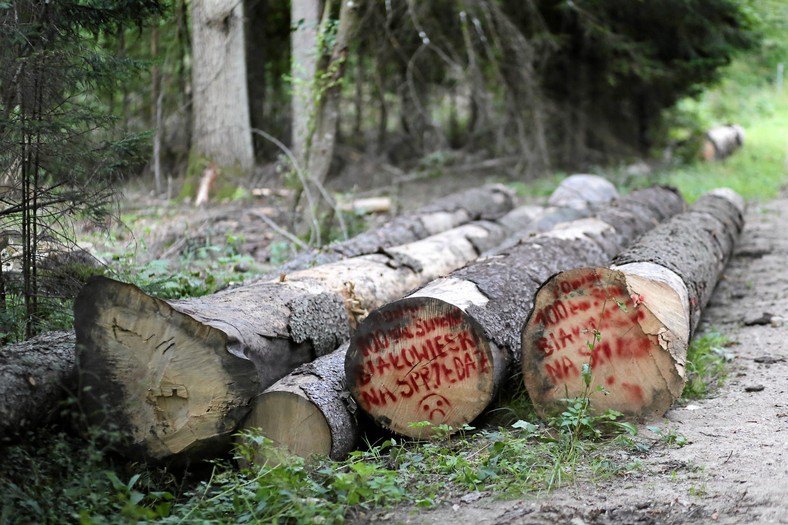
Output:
[661, 90, 788, 203]
[682, 330, 733, 399]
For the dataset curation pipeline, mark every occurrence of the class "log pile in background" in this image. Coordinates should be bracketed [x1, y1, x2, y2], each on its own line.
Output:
[521, 189, 745, 418]
[75, 177, 608, 463]
[701, 124, 745, 161]
[342, 186, 686, 439]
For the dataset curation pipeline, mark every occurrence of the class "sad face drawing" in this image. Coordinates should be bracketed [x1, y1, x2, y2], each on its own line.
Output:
[419, 393, 452, 421]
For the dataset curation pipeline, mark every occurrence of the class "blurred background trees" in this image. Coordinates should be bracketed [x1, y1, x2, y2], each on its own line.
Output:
[1, 0, 782, 340]
[184, 0, 760, 179]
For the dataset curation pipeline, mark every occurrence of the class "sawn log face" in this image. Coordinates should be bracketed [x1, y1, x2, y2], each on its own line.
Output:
[521, 189, 745, 418]
[611, 191, 745, 333]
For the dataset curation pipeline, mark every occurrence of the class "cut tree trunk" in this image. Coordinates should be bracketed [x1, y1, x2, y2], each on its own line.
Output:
[0, 330, 76, 442]
[74, 207, 537, 463]
[242, 342, 356, 460]
[344, 186, 685, 439]
[521, 189, 745, 418]
[276, 183, 516, 274]
[238, 176, 623, 457]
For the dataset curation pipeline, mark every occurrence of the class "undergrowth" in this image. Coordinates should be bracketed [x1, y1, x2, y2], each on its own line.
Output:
[0, 404, 643, 524]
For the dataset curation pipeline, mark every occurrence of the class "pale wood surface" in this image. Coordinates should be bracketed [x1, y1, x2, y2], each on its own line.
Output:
[521, 189, 745, 418]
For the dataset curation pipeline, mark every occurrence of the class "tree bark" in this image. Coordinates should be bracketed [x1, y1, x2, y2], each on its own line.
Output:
[296, 0, 361, 241]
[344, 186, 685, 439]
[191, 0, 254, 172]
[74, 212, 527, 463]
[291, 0, 322, 164]
[520, 189, 745, 418]
[0, 330, 76, 442]
[246, 0, 268, 159]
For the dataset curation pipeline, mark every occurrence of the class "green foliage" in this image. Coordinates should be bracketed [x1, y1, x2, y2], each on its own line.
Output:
[0, 0, 163, 338]
[0, 422, 174, 525]
[683, 330, 732, 399]
[647, 425, 689, 448]
[534, 0, 759, 159]
[2, 413, 644, 524]
[108, 241, 259, 300]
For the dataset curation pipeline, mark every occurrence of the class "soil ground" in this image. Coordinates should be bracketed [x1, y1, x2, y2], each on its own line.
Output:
[360, 192, 788, 525]
[108, 170, 787, 525]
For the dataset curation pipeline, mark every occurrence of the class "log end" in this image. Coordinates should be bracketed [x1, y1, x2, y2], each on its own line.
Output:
[345, 296, 499, 438]
[521, 267, 687, 419]
[242, 390, 333, 459]
[74, 276, 259, 462]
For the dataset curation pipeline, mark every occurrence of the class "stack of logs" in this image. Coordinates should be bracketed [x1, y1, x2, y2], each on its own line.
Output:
[58, 177, 745, 465]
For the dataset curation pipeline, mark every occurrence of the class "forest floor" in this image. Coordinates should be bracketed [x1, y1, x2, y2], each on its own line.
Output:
[105, 166, 787, 525]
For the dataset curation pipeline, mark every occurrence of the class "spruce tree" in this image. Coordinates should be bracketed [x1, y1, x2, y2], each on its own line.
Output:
[0, 0, 163, 340]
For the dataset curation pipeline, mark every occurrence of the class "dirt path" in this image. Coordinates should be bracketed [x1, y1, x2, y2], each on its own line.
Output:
[373, 193, 788, 525]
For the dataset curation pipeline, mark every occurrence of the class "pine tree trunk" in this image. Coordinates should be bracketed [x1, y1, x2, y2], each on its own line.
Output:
[521, 189, 745, 418]
[291, 0, 322, 164]
[344, 187, 685, 439]
[297, 0, 360, 240]
[191, 0, 254, 172]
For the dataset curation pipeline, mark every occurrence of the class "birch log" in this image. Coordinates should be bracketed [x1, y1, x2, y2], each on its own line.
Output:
[521, 189, 745, 418]
[344, 187, 685, 439]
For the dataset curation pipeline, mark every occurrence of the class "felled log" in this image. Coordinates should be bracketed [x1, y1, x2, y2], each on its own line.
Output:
[701, 124, 745, 161]
[74, 208, 536, 463]
[238, 176, 622, 457]
[0, 331, 76, 442]
[547, 174, 618, 210]
[521, 189, 745, 418]
[275, 183, 515, 274]
[242, 343, 356, 460]
[344, 187, 686, 439]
